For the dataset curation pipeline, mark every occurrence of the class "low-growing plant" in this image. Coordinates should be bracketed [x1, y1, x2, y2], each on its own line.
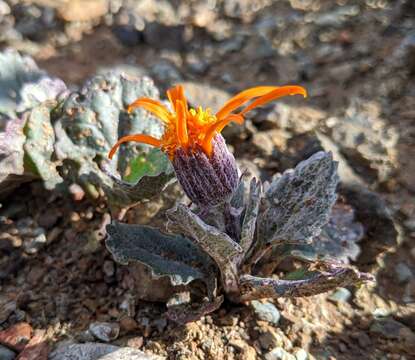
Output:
[0, 50, 374, 323]
[106, 84, 374, 322]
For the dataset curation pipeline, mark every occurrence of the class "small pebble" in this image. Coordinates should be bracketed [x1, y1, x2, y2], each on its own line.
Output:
[0, 322, 32, 351]
[403, 218, 415, 232]
[295, 349, 309, 360]
[357, 332, 372, 347]
[395, 262, 413, 284]
[328, 288, 352, 303]
[126, 336, 143, 349]
[98, 347, 158, 360]
[0, 345, 16, 360]
[103, 260, 115, 277]
[49, 342, 119, 360]
[259, 328, 282, 350]
[89, 322, 120, 342]
[370, 317, 413, 340]
[0, 297, 16, 324]
[69, 183, 85, 201]
[251, 300, 281, 325]
[23, 232, 47, 254]
[119, 316, 138, 333]
[153, 318, 167, 333]
[265, 347, 296, 360]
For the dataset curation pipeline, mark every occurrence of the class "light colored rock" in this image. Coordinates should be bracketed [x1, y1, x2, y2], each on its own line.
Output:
[329, 99, 398, 183]
[57, 0, 108, 22]
[294, 348, 309, 360]
[252, 132, 275, 156]
[251, 300, 281, 325]
[328, 288, 352, 303]
[265, 347, 296, 360]
[0, 0, 10, 16]
[49, 342, 119, 360]
[89, 322, 120, 342]
[99, 348, 162, 359]
[23, 232, 47, 254]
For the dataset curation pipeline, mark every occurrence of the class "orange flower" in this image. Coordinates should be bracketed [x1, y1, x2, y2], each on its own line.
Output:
[108, 84, 307, 159]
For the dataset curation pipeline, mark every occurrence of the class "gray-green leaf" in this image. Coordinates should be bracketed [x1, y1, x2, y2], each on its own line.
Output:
[106, 222, 217, 296]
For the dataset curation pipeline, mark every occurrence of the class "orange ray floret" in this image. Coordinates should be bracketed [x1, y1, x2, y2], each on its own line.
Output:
[216, 86, 279, 119]
[127, 98, 171, 123]
[167, 85, 188, 114]
[175, 100, 188, 146]
[201, 114, 244, 155]
[109, 84, 307, 159]
[108, 134, 162, 159]
[239, 86, 307, 115]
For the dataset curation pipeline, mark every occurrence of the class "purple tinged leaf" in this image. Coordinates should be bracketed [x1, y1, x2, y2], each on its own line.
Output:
[270, 202, 364, 265]
[239, 262, 374, 302]
[259, 151, 339, 246]
[0, 116, 30, 196]
[106, 222, 217, 297]
[54, 72, 170, 207]
[238, 178, 262, 260]
[166, 204, 242, 293]
[167, 296, 224, 324]
[0, 49, 67, 116]
[23, 103, 63, 190]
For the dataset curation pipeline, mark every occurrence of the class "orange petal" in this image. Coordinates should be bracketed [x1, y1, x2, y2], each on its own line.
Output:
[239, 86, 307, 115]
[216, 86, 279, 120]
[127, 98, 171, 123]
[108, 134, 162, 159]
[175, 100, 188, 146]
[201, 114, 244, 155]
[167, 85, 188, 113]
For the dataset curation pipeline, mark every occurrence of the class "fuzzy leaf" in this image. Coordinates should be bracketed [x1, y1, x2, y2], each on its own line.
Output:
[259, 151, 339, 245]
[239, 178, 262, 257]
[54, 72, 172, 205]
[167, 204, 242, 293]
[106, 222, 217, 296]
[272, 202, 364, 264]
[0, 116, 29, 196]
[0, 49, 67, 117]
[23, 103, 63, 189]
[239, 262, 374, 302]
[102, 151, 174, 208]
[167, 296, 224, 324]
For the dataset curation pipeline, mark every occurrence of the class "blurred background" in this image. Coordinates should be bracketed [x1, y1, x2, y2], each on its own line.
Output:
[0, 0, 414, 359]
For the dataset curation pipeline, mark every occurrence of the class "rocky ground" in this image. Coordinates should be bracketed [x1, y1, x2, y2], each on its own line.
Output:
[1, 0, 415, 359]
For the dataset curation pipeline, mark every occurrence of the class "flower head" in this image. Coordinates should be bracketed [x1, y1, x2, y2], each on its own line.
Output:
[109, 84, 306, 207]
[108, 84, 306, 159]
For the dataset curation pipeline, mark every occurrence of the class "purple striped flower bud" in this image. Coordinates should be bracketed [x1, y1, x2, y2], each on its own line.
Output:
[172, 134, 239, 207]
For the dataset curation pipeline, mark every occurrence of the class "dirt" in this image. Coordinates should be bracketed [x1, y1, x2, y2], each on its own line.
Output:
[1, 0, 415, 359]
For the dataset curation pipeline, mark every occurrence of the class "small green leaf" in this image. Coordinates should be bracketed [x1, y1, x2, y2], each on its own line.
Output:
[283, 268, 316, 281]
[124, 148, 170, 183]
